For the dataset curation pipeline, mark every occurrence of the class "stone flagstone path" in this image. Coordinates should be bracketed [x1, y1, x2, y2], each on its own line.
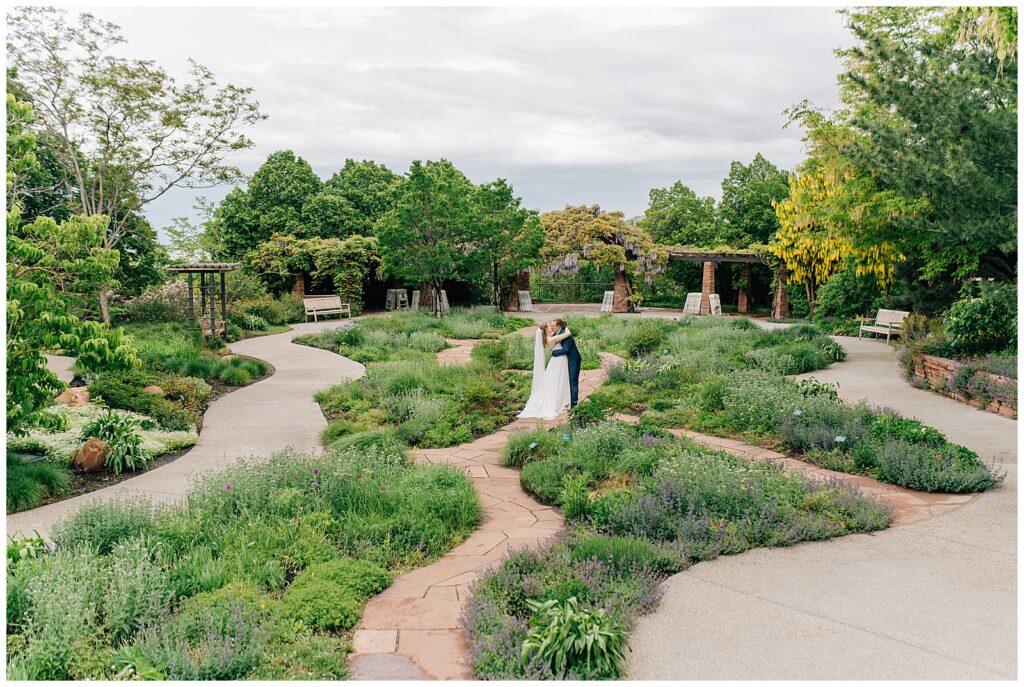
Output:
[8, 321, 362, 540]
[348, 351, 614, 680]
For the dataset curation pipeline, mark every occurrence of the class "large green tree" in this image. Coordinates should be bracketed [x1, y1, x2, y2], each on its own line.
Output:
[790, 6, 1017, 294]
[719, 153, 790, 246]
[7, 7, 265, 320]
[471, 179, 544, 311]
[7, 92, 137, 433]
[216, 151, 379, 260]
[376, 159, 477, 314]
[324, 159, 402, 235]
[639, 182, 719, 247]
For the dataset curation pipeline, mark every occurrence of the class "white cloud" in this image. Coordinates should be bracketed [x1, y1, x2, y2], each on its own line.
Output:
[56, 6, 852, 232]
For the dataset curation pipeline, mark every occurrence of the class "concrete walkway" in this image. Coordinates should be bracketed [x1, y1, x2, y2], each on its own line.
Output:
[8, 321, 363, 540]
[629, 335, 1017, 680]
[348, 352, 614, 680]
[44, 354, 76, 384]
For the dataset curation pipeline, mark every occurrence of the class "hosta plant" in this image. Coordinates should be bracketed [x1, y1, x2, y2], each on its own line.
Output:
[520, 596, 628, 679]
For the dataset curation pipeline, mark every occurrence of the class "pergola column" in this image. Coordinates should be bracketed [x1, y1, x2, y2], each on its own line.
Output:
[772, 265, 790, 319]
[699, 261, 716, 315]
[738, 263, 752, 314]
[612, 271, 632, 313]
[291, 273, 306, 299]
[503, 269, 532, 311]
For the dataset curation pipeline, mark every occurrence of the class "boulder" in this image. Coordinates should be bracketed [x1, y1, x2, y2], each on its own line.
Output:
[73, 438, 110, 473]
[54, 387, 90, 407]
[141, 385, 165, 396]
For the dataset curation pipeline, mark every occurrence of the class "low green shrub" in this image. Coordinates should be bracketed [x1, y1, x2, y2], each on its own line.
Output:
[626, 322, 666, 357]
[874, 440, 1002, 493]
[570, 535, 662, 572]
[521, 456, 576, 504]
[240, 313, 270, 331]
[290, 558, 391, 600]
[52, 499, 158, 555]
[103, 538, 173, 643]
[943, 280, 1017, 355]
[503, 427, 565, 469]
[282, 579, 363, 631]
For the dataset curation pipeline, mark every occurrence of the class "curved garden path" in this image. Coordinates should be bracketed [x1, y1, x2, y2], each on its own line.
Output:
[7, 321, 363, 540]
[628, 333, 1017, 680]
[348, 336, 614, 679]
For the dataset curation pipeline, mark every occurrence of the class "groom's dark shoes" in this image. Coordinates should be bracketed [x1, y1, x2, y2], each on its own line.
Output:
[550, 327, 583, 407]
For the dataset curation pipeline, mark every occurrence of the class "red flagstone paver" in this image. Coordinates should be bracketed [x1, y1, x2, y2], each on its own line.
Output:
[349, 349, 613, 680]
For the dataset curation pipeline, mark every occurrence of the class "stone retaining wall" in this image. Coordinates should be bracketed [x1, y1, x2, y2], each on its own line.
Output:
[912, 353, 1016, 418]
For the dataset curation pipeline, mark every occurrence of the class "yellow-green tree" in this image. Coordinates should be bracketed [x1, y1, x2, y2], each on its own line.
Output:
[771, 172, 904, 316]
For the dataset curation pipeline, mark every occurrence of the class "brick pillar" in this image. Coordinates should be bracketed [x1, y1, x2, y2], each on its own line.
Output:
[612, 271, 632, 313]
[503, 269, 532, 311]
[738, 264, 752, 314]
[291, 273, 306, 298]
[772, 266, 790, 319]
[699, 261, 716, 315]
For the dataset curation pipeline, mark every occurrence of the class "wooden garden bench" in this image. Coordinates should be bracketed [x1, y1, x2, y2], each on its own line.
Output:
[303, 295, 351, 322]
[859, 308, 910, 342]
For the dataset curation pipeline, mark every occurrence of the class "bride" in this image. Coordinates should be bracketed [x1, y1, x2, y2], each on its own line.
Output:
[518, 321, 573, 420]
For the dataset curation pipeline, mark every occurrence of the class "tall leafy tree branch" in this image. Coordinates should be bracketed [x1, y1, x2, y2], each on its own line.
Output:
[7, 6, 265, 319]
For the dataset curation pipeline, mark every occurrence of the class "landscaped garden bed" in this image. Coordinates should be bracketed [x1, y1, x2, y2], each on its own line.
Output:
[909, 352, 1016, 418]
[6, 323, 274, 514]
[568, 318, 1001, 494]
[6, 443, 481, 680]
[464, 420, 890, 679]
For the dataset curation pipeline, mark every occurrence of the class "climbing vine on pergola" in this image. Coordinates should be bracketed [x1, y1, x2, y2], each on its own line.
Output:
[248, 233, 380, 310]
[539, 205, 667, 312]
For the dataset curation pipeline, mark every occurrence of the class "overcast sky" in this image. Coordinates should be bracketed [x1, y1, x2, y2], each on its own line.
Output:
[90, 6, 853, 234]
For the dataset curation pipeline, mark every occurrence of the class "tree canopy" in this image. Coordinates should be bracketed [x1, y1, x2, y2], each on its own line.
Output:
[719, 153, 790, 246]
[787, 6, 1017, 291]
[7, 7, 264, 318]
[540, 204, 667, 309]
[472, 179, 544, 310]
[639, 182, 718, 247]
[376, 159, 478, 313]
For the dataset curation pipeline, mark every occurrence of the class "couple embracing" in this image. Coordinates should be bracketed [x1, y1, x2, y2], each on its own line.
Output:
[518, 318, 582, 420]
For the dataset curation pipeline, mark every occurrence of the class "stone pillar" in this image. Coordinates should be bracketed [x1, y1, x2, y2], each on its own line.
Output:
[772, 266, 790, 319]
[699, 261, 716, 315]
[612, 271, 632, 313]
[291, 273, 306, 299]
[738, 264, 752, 314]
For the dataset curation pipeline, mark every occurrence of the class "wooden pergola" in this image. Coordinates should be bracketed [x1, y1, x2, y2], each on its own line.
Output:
[166, 262, 241, 337]
[666, 248, 789, 317]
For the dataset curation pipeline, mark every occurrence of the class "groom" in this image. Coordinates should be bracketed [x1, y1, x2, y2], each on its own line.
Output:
[549, 318, 582, 407]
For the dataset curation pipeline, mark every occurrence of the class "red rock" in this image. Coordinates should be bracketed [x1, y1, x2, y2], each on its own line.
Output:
[73, 438, 110, 472]
[141, 385, 165, 395]
[54, 387, 90, 407]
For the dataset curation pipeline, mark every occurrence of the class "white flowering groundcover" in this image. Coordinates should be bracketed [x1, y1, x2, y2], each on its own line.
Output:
[8, 405, 198, 462]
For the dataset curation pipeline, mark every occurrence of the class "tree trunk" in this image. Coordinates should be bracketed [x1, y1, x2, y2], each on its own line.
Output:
[98, 290, 111, 323]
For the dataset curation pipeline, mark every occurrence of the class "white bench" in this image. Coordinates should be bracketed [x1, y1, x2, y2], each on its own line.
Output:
[304, 295, 351, 322]
[859, 308, 909, 342]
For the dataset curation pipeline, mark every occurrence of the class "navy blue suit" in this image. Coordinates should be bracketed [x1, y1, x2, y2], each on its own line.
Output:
[550, 328, 583, 407]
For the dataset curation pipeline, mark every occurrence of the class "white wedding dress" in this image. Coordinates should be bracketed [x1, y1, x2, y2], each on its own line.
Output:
[518, 328, 571, 420]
